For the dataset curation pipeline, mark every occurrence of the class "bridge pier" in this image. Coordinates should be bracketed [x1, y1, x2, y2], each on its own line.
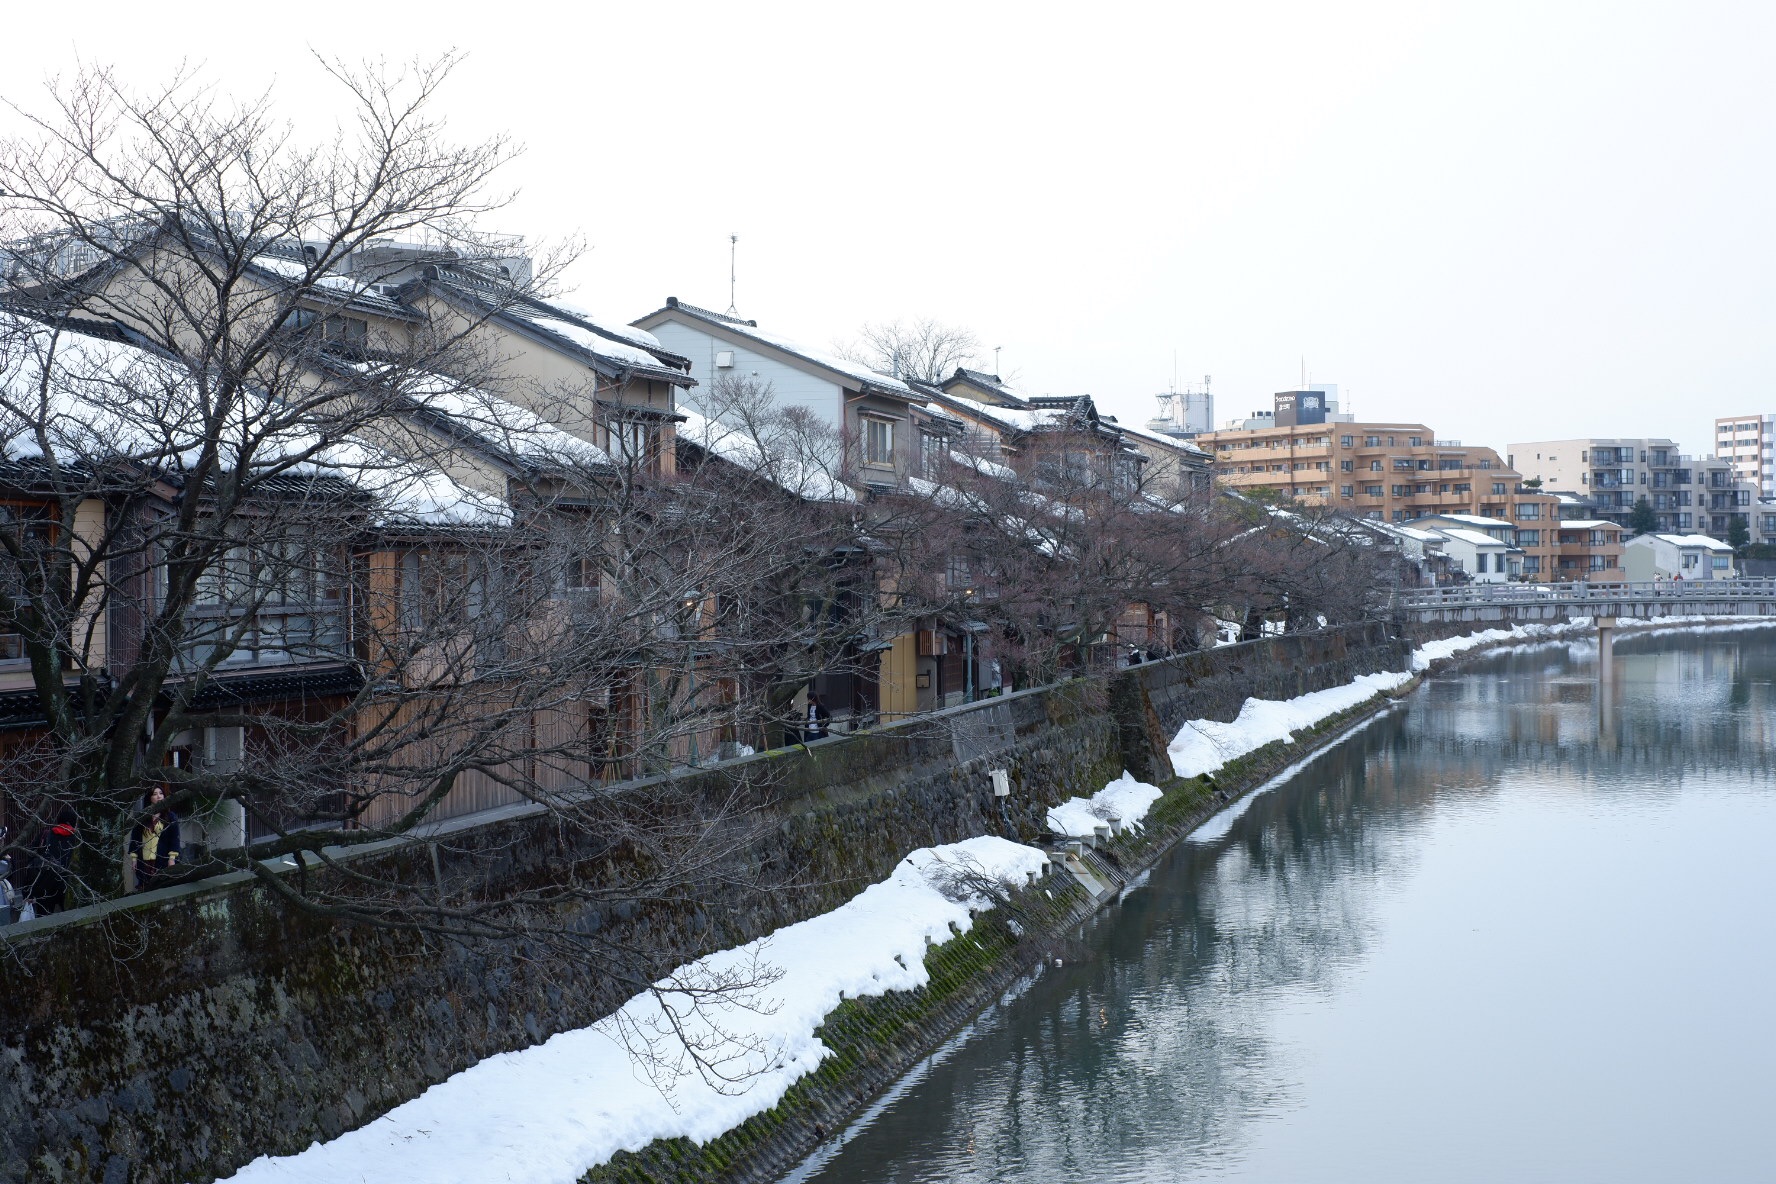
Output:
[1597, 615, 1616, 685]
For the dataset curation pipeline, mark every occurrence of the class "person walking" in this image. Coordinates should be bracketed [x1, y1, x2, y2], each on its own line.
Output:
[128, 785, 182, 892]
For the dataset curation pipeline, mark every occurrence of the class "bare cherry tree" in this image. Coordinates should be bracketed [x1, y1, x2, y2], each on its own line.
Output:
[840, 317, 982, 382]
[0, 59, 882, 1047]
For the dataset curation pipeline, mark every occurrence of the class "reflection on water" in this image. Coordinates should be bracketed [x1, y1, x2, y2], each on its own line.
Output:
[789, 629, 1776, 1184]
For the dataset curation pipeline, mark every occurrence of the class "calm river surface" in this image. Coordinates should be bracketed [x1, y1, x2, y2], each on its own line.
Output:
[787, 627, 1776, 1183]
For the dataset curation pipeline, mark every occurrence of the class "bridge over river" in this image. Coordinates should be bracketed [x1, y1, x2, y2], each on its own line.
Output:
[1391, 578, 1776, 627]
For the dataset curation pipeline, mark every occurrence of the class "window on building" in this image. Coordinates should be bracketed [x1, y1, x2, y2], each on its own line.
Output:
[1364, 485, 1384, 497]
[322, 316, 368, 354]
[1370, 460, 1383, 471]
[1523, 556, 1541, 574]
[1341, 435, 1354, 447]
[1391, 485, 1408, 496]
[1364, 436, 1381, 447]
[1340, 485, 1354, 498]
[608, 419, 662, 472]
[1340, 460, 1354, 471]
[1519, 529, 1540, 545]
[1492, 483, 1507, 495]
[1516, 503, 1542, 519]
[918, 431, 945, 478]
[863, 417, 894, 466]
[1476, 554, 1489, 574]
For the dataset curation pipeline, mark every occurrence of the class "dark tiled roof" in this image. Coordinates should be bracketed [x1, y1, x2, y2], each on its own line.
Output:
[953, 367, 1006, 388]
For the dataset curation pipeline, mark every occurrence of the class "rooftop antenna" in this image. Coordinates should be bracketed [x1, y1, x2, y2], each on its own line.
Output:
[994, 345, 1002, 375]
[726, 233, 738, 316]
[1300, 355, 1307, 389]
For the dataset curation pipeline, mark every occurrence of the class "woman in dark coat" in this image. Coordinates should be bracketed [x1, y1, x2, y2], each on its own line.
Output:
[128, 785, 181, 891]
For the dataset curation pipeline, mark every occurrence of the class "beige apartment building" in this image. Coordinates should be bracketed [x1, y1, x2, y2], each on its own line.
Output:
[1203, 420, 1576, 579]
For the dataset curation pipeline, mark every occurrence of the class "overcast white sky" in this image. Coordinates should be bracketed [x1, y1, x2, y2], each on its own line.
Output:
[5, 1, 1773, 458]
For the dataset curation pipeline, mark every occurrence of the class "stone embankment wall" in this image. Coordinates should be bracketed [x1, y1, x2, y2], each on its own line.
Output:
[0, 622, 1409, 1184]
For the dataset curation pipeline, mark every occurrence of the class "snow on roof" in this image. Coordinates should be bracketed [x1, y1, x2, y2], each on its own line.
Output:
[354, 364, 612, 471]
[1, 316, 197, 463]
[938, 393, 1043, 432]
[1554, 519, 1619, 531]
[522, 309, 671, 370]
[319, 439, 510, 527]
[1431, 526, 1512, 549]
[676, 407, 855, 503]
[949, 450, 1016, 482]
[1422, 513, 1512, 529]
[246, 252, 412, 317]
[0, 314, 508, 526]
[1642, 532, 1734, 551]
[907, 474, 988, 514]
[1113, 418, 1211, 457]
[550, 300, 664, 352]
[1373, 522, 1445, 544]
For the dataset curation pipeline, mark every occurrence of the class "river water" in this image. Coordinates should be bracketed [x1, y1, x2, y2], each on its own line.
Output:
[786, 627, 1776, 1183]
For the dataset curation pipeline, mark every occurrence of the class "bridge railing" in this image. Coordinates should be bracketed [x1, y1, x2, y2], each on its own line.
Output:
[1392, 578, 1776, 609]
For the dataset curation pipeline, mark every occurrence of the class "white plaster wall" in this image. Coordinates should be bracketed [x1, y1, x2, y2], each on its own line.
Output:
[648, 321, 844, 429]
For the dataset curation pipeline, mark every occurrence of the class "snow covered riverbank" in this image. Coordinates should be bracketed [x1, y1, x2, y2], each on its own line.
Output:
[222, 612, 1774, 1183]
[220, 837, 1048, 1184]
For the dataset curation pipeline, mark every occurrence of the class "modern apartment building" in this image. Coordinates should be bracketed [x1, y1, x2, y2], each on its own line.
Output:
[1201, 419, 1587, 579]
[1507, 438, 1752, 539]
[1713, 414, 1775, 497]
[1206, 421, 1524, 519]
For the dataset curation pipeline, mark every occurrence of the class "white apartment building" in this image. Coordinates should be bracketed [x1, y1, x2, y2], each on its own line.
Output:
[1507, 437, 1751, 539]
[1713, 414, 1775, 497]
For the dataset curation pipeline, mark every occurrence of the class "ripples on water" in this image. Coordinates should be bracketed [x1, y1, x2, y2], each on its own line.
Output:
[787, 629, 1776, 1184]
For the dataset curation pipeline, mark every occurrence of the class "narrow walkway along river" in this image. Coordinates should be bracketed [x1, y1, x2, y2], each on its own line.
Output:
[786, 627, 1776, 1183]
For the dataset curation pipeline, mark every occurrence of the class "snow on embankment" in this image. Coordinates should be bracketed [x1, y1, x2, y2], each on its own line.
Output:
[220, 836, 1049, 1184]
[1046, 771, 1165, 838]
[1167, 670, 1415, 779]
[1411, 622, 1580, 669]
